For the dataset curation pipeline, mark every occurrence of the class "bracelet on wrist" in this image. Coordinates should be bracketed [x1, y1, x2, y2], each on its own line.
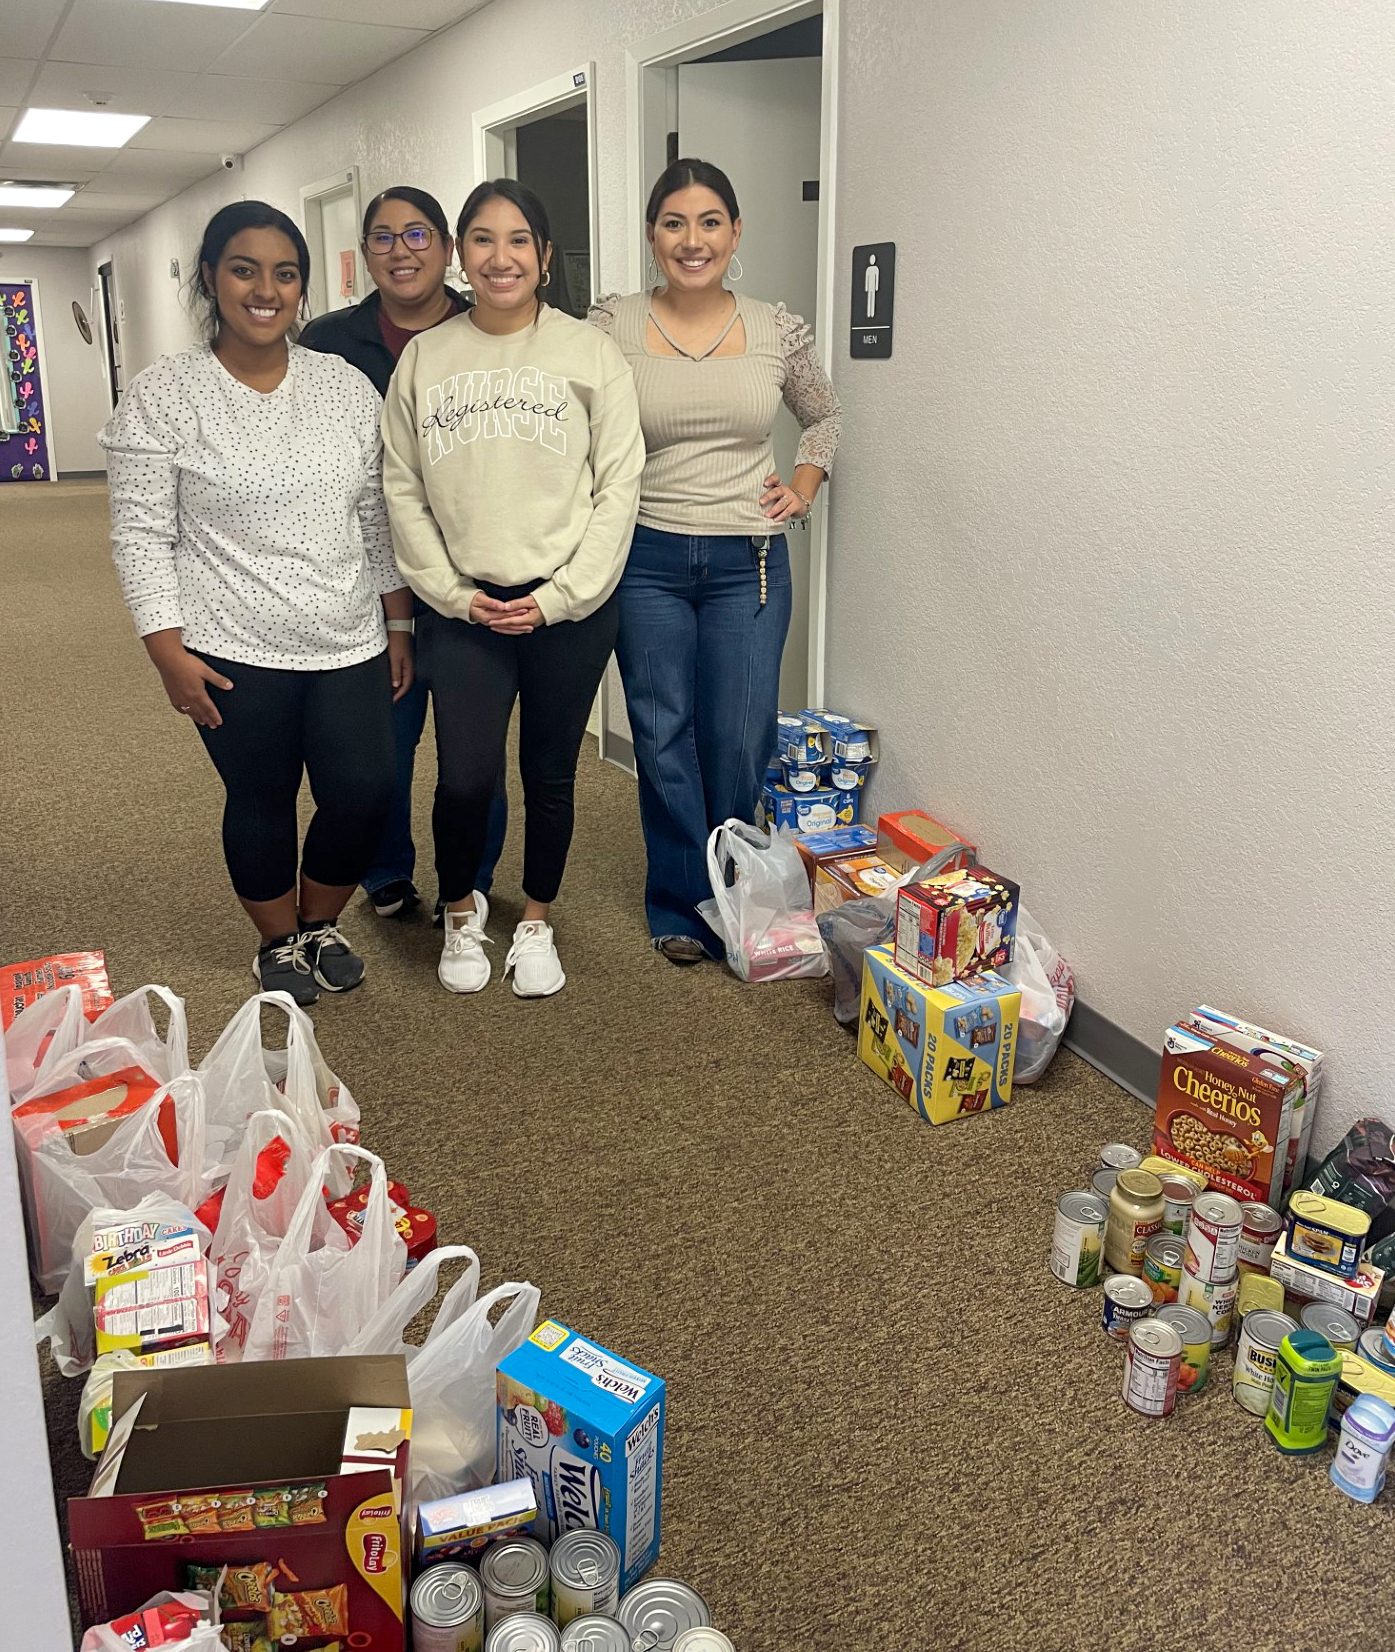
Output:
[385, 618, 414, 634]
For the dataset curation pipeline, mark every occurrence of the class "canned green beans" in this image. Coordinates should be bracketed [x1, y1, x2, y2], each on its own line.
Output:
[1051, 1191, 1108, 1287]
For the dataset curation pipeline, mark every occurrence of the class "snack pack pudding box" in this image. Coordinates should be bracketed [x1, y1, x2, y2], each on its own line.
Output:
[70, 1354, 413, 1649]
[498, 1320, 665, 1595]
[859, 944, 1020, 1125]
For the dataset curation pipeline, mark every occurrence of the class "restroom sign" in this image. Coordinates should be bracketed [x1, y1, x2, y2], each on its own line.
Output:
[850, 242, 895, 359]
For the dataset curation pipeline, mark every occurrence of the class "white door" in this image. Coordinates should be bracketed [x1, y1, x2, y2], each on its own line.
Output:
[677, 57, 823, 710]
[317, 187, 360, 314]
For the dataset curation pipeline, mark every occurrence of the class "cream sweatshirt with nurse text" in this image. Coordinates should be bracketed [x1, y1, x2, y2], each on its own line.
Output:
[380, 306, 645, 625]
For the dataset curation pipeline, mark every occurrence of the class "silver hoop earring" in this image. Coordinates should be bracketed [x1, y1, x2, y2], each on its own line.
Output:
[728, 254, 744, 283]
[645, 256, 659, 287]
[541, 269, 552, 288]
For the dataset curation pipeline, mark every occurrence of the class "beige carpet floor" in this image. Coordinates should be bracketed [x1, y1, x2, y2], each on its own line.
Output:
[3, 481, 1388, 1651]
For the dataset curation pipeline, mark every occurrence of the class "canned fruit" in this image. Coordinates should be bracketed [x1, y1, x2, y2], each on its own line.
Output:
[1155, 1304, 1211, 1395]
[1286, 1193, 1370, 1280]
[1051, 1192, 1108, 1288]
[1102, 1274, 1154, 1341]
[1124, 1318, 1183, 1417]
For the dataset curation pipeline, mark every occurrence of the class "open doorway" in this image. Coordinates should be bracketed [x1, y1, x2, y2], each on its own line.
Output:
[97, 260, 122, 410]
[300, 168, 365, 321]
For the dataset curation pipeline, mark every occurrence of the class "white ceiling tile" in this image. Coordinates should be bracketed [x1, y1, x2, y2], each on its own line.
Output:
[65, 186, 166, 213]
[5, 1, 68, 60]
[49, 0, 258, 75]
[0, 205, 61, 229]
[207, 14, 428, 84]
[27, 60, 202, 119]
[29, 225, 110, 246]
[0, 111, 17, 137]
[100, 148, 224, 186]
[0, 61, 42, 106]
[272, 0, 487, 30]
[0, 142, 106, 178]
[128, 115, 280, 154]
[163, 73, 341, 124]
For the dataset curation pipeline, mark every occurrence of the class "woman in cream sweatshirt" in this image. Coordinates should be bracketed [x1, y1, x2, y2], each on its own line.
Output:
[382, 178, 644, 999]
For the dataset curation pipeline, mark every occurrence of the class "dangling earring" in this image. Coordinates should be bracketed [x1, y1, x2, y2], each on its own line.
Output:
[541, 268, 552, 287]
[646, 256, 659, 288]
[728, 254, 744, 283]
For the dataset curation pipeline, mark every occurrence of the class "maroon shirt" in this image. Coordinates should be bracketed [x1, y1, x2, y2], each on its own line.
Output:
[377, 288, 468, 361]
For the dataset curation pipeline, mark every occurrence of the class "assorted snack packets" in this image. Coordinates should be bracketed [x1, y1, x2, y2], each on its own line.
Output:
[136, 1486, 327, 1545]
[267, 1585, 349, 1639]
[222, 1563, 275, 1613]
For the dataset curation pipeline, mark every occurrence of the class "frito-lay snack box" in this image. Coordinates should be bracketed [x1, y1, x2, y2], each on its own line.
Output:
[893, 867, 1018, 987]
[1154, 1024, 1300, 1206]
[70, 1355, 412, 1648]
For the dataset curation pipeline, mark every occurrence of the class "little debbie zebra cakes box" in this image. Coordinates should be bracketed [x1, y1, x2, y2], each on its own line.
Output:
[1153, 1023, 1301, 1206]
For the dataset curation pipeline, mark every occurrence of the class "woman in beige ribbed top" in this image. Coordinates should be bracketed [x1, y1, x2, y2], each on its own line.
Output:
[588, 157, 842, 966]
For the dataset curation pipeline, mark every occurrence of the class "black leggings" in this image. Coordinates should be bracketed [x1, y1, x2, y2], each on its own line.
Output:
[422, 588, 619, 906]
[194, 650, 395, 903]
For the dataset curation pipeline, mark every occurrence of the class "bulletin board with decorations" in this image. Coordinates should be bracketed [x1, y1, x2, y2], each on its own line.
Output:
[1, 282, 54, 482]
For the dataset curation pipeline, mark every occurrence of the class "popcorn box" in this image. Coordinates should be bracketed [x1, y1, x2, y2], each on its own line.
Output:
[893, 867, 1018, 987]
[876, 810, 978, 877]
[859, 945, 1020, 1125]
[1154, 1024, 1300, 1206]
[758, 781, 858, 834]
[812, 853, 901, 915]
[498, 1321, 665, 1595]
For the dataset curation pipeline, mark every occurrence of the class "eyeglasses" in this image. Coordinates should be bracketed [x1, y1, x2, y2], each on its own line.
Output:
[364, 227, 435, 255]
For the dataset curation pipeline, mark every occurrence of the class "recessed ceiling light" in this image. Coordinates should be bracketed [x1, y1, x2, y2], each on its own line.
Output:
[0, 184, 75, 209]
[14, 109, 151, 148]
[0, 228, 36, 242]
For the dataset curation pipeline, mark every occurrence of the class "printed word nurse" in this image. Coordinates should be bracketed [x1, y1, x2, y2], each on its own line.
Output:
[422, 368, 569, 452]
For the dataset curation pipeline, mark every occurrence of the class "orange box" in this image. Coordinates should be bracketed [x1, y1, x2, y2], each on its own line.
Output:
[12, 1066, 172, 1159]
[812, 853, 901, 915]
[876, 811, 977, 876]
[1, 950, 112, 1028]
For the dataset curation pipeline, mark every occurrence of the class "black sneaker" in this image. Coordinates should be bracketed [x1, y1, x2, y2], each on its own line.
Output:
[370, 878, 420, 919]
[301, 920, 366, 993]
[252, 933, 320, 1006]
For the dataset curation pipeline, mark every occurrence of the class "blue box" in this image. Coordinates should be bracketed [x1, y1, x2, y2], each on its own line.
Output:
[799, 707, 880, 765]
[792, 824, 878, 859]
[758, 781, 859, 833]
[497, 1321, 665, 1594]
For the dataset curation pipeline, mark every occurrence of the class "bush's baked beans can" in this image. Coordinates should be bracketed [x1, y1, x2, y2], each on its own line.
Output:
[1300, 1303, 1360, 1353]
[481, 1539, 551, 1630]
[1158, 1174, 1199, 1237]
[1099, 1143, 1143, 1172]
[1237, 1202, 1284, 1276]
[1051, 1191, 1109, 1287]
[548, 1531, 621, 1628]
[1184, 1191, 1244, 1283]
[1143, 1234, 1186, 1304]
[1091, 1168, 1119, 1201]
[412, 1564, 486, 1652]
[1233, 1308, 1298, 1415]
[1124, 1317, 1182, 1417]
[1102, 1274, 1154, 1341]
[1178, 1260, 1238, 1348]
[1155, 1303, 1212, 1396]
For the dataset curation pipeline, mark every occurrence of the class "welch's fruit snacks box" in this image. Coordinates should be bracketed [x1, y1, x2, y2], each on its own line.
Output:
[497, 1320, 665, 1593]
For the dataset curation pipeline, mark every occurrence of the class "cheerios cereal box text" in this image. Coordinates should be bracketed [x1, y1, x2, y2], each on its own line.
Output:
[1153, 1025, 1300, 1206]
[497, 1321, 665, 1595]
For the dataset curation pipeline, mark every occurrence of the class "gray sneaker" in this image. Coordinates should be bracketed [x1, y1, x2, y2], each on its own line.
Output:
[302, 920, 365, 993]
[252, 934, 320, 1006]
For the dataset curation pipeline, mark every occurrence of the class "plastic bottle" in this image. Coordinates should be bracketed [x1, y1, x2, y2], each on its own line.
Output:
[1331, 1394, 1395, 1503]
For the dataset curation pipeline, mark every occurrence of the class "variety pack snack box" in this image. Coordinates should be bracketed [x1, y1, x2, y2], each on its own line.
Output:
[859, 945, 1021, 1125]
[497, 1320, 665, 1595]
[893, 867, 1019, 988]
[794, 824, 878, 887]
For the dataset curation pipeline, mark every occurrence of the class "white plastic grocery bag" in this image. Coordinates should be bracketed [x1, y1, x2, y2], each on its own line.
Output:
[697, 819, 829, 982]
[241, 1143, 406, 1362]
[1004, 904, 1076, 1084]
[197, 992, 360, 1181]
[347, 1243, 482, 1359]
[11, 985, 188, 1106]
[87, 985, 189, 1081]
[5, 984, 87, 1103]
[210, 1108, 320, 1363]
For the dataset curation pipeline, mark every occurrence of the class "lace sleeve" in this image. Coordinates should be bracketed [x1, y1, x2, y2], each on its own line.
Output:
[587, 292, 623, 333]
[774, 303, 841, 475]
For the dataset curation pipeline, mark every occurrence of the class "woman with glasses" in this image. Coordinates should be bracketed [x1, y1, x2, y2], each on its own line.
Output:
[300, 184, 508, 924]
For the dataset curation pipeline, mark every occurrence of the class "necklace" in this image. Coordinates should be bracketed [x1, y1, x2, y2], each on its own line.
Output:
[647, 293, 740, 360]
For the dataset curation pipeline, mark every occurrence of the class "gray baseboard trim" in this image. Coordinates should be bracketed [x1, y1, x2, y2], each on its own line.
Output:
[1064, 1000, 1160, 1108]
[600, 732, 636, 775]
[61, 470, 106, 480]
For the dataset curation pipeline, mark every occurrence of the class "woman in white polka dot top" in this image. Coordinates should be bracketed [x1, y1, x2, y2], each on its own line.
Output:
[99, 201, 414, 1005]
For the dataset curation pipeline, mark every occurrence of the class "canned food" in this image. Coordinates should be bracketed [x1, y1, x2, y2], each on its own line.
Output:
[1157, 1175, 1198, 1237]
[549, 1531, 621, 1628]
[1091, 1167, 1119, 1201]
[1102, 1274, 1154, 1341]
[1143, 1234, 1185, 1304]
[1232, 1309, 1298, 1415]
[1123, 1317, 1182, 1417]
[615, 1580, 712, 1652]
[1099, 1143, 1143, 1172]
[1286, 1192, 1370, 1280]
[1139, 1156, 1206, 1192]
[413, 1564, 485, 1652]
[1357, 1329, 1395, 1376]
[672, 1634, 738, 1652]
[482, 1538, 551, 1629]
[1236, 1271, 1285, 1321]
[1265, 1329, 1343, 1454]
[1050, 1191, 1109, 1288]
[1104, 1170, 1164, 1276]
[1184, 1191, 1243, 1283]
[1177, 1262, 1238, 1348]
[486, 1614, 563, 1652]
[1236, 1202, 1283, 1275]
[560, 1618, 632, 1652]
[1299, 1303, 1359, 1352]
[1155, 1303, 1212, 1395]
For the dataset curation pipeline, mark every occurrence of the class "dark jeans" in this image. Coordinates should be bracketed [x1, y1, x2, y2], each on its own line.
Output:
[615, 526, 791, 954]
[195, 649, 395, 903]
[421, 585, 619, 906]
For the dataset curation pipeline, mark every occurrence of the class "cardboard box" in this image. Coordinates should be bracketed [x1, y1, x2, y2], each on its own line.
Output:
[12, 1065, 170, 1158]
[893, 867, 1019, 988]
[94, 1260, 212, 1358]
[1270, 1233, 1384, 1326]
[85, 1345, 214, 1458]
[1, 949, 112, 1027]
[416, 1477, 537, 1565]
[775, 714, 832, 767]
[70, 1355, 412, 1647]
[1154, 1024, 1299, 1206]
[859, 945, 1020, 1125]
[498, 1320, 665, 1595]
[877, 810, 978, 877]
[86, 1228, 204, 1288]
[758, 781, 858, 834]
[812, 853, 901, 915]
[794, 824, 878, 887]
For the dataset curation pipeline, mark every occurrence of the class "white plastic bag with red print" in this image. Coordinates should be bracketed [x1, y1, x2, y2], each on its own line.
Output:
[10, 984, 188, 1107]
[5, 984, 87, 1104]
[1004, 904, 1076, 1084]
[697, 819, 829, 982]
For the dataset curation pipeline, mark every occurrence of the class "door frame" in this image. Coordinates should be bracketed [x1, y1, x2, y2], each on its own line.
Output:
[299, 167, 365, 320]
[609, 0, 840, 768]
[97, 260, 120, 411]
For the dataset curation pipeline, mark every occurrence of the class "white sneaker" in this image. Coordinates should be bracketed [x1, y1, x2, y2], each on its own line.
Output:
[438, 892, 492, 993]
[505, 920, 566, 998]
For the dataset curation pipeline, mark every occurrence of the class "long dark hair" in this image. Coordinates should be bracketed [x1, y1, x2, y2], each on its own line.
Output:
[189, 200, 311, 341]
[456, 178, 552, 311]
[361, 184, 450, 243]
[645, 158, 740, 226]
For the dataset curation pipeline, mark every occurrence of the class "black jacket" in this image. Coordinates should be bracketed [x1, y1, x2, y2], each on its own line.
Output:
[297, 287, 468, 397]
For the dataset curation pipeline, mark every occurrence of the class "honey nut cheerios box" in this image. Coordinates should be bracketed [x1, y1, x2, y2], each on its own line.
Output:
[1153, 1024, 1300, 1206]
